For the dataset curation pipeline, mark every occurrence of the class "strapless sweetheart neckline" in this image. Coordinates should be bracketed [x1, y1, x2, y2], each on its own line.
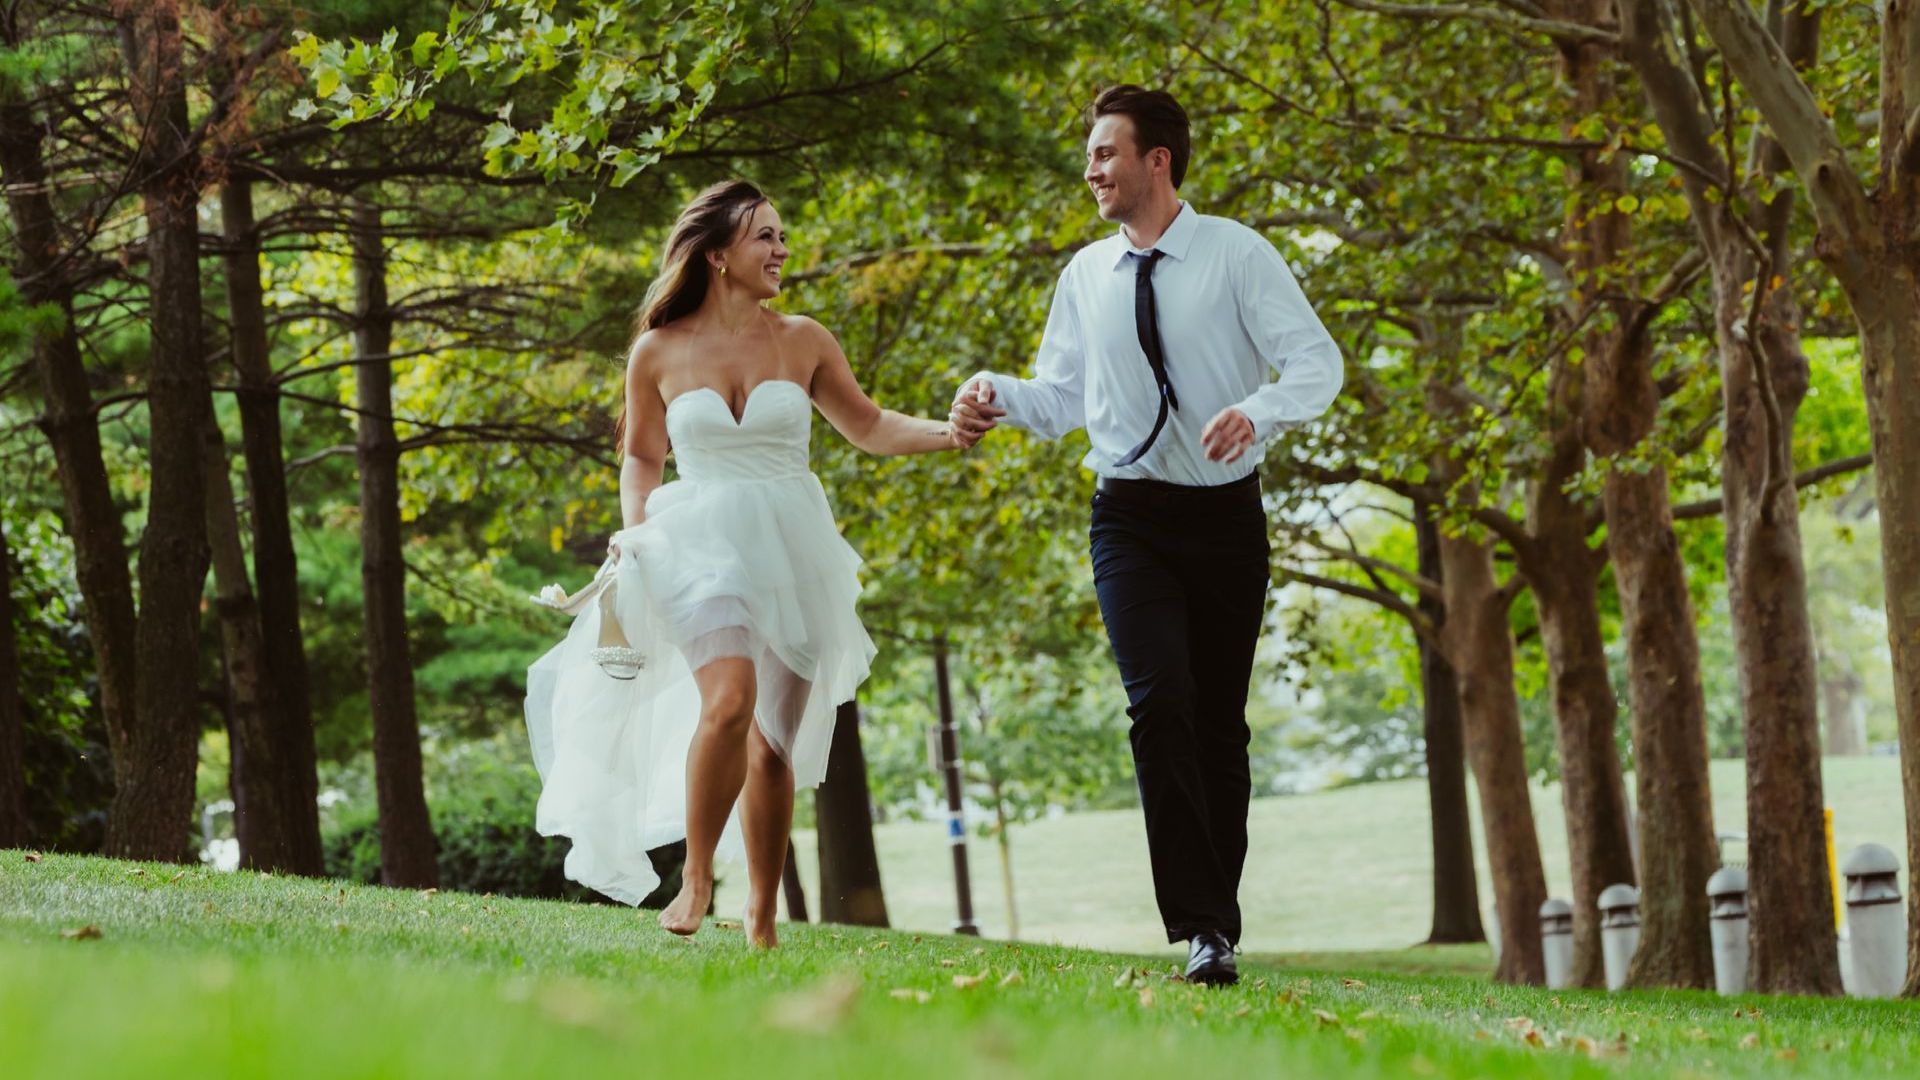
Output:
[665, 378, 807, 426]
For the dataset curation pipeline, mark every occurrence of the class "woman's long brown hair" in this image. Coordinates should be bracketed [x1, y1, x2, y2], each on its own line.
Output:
[615, 179, 768, 445]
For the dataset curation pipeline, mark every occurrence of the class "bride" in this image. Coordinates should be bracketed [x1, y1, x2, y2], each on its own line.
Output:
[525, 179, 974, 948]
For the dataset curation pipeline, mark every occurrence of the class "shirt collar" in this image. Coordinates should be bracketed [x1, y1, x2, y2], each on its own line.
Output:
[1111, 201, 1197, 270]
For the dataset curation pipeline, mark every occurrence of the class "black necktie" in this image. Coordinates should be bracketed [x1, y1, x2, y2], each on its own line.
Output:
[1117, 249, 1176, 467]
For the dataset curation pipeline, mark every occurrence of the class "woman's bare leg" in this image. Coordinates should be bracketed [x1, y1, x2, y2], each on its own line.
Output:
[739, 720, 795, 948]
[659, 656, 756, 936]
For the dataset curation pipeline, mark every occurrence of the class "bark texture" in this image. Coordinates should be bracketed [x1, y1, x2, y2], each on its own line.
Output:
[815, 700, 890, 927]
[1621, 0, 1840, 994]
[1521, 363, 1636, 988]
[1685, 0, 1920, 1000]
[219, 177, 323, 874]
[1586, 318, 1720, 988]
[1435, 525, 1546, 984]
[352, 199, 437, 887]
[1414, 511, 1485, 945]
[110, 7, 216, 861]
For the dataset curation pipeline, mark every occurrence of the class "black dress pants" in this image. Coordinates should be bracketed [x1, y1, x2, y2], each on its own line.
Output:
[1089, 473, 1269, 946]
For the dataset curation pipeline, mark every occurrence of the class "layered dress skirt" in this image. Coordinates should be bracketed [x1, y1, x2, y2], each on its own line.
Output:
[523, 380, 875, 904]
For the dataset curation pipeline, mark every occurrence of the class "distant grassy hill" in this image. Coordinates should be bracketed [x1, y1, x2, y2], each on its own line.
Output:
[5, 852, 1916, 1079]
[739, 757, 1908, 955]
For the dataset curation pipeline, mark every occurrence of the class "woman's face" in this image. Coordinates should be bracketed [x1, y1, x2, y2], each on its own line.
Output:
[713, 201, 789, 299]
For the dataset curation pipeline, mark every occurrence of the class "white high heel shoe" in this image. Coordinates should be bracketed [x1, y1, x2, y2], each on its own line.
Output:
[531, 555, 647, 680]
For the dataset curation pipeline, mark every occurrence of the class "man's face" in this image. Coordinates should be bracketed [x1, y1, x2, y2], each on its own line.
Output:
[1085, 114, 1156, 224]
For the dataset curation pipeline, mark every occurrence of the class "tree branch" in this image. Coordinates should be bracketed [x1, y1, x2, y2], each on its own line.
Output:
[1670, 452, 1874, 519]
[1331, 0, 1620, 44]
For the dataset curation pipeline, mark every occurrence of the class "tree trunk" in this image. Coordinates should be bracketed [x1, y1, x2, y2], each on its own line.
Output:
[201, 416, 309, 872]
[351, 198, 437, 887]
[1587, 321, 1719, 987]
[1714, 261, 1842, 994]
[1852, 288, 1920, 996]
[1521, 362, 1636, 987]
[1820, 665, 1867, 756]
[990, 775, 1019, 940]
[1435, 528, 1546, 984]
[0, 519, 27, 847]
[1681, 0, 1920, 996]
[0, 9, 139, 807]
[1413, 510, 1485, 945]
[109, 8, 216, 861]
[219, 177, 323, 873]
[781, 845, 809, 922]
[1620, 0, 1830, 992]
[815, 699, 890, 926]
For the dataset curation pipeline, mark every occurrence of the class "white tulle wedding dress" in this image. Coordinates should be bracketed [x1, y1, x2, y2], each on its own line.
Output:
[523, 379, 875, 905]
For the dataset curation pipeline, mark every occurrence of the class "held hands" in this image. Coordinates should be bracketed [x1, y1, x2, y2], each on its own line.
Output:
[948, 379, 1006, 450]
[1200, 407, 1255, 463]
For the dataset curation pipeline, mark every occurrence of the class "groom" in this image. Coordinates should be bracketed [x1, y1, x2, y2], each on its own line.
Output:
[951, 85, 1343, 986]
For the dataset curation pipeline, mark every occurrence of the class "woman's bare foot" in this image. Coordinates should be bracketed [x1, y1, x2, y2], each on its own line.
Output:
[743, 895, 779, 949]
[658, 876, 712, 936]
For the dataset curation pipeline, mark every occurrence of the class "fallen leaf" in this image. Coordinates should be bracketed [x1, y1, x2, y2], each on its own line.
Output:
[24, 851, 42, 863]
[61, 925, 102, 941]
[952, 972, 985, 990]
[889, 988, 932, 1004]
[1505, 1017, 1536, 1033]
[940, 959, 958, 968]
[764, 973, 861, 1033]
[1740, 1033, 1761, 1050]
[1312, 1009, 1340, 1026]
[1775, 1048, 1799, 1062]
[871, 941, 890, 951]
[1233, 1005, 1252, 1019]
[127, 867, 147, 877]
[1356, 1010, 1379, 1021]
[1523, 1029, 1546, 1048]
[1572, 1035, 1600, 1058]
[997, 970, 1024, 989]
[1345, 1027, 1367, 1043]
[715, 920, 739, 931]
[1342, 977, 1367, 989]
[166, 871, 187, 884]
[1137, 986, 1155, 1008]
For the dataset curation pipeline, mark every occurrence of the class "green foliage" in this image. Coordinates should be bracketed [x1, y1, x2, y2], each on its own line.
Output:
[1, 499, 112, 851]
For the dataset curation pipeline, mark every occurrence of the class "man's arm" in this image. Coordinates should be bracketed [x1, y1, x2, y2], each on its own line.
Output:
[954, 263, 1088, 440]
[1229, 238, 1345, 441]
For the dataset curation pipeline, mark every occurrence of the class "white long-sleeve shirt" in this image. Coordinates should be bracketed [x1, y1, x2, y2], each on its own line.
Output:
[965, 202, 1344, 485]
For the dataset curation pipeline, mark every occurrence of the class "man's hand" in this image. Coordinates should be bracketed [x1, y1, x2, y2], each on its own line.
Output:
[1200, 407, 1255, 463]
[949, 378, 1006, 449]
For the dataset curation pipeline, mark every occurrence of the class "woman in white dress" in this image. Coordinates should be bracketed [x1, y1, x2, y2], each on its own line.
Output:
[524, 180, 973, 948]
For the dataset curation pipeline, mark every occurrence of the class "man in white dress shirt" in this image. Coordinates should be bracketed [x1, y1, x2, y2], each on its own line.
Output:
[950, 85, 1343, 986]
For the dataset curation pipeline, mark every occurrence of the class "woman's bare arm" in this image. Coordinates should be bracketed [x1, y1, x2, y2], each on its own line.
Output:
[619, 332, 671, 527]
[803, 318, 961, 456]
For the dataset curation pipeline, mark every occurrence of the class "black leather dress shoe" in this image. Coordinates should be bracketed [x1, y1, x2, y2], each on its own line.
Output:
[1184, 931, 1239, 987]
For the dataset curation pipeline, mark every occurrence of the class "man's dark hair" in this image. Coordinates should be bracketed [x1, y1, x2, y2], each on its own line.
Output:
[1090, 84, 1191, 189]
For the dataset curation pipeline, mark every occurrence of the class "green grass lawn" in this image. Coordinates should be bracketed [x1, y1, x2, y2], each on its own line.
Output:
[746, 757, 1911, 953]
[4, 852, 1916, 1079]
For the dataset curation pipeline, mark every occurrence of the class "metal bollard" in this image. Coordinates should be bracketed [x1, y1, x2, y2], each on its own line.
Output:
[1539, 898, 1574, 990]
[1842, 844, 1907, 998]
[1598, 883, 1641, 991]
[1707, 866, 1750, 996]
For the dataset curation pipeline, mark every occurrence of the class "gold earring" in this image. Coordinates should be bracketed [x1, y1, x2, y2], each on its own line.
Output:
[719, 265, 728, 276]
